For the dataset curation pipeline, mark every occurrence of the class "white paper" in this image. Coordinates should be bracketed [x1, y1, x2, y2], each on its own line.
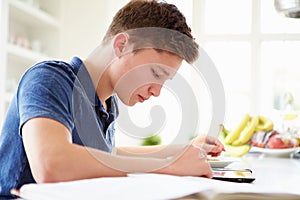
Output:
[18, 173, 300, 200]
[19, 174, 211, 200]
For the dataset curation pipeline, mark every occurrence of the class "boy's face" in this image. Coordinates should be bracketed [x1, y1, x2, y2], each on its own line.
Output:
[111, 49, 182, 106]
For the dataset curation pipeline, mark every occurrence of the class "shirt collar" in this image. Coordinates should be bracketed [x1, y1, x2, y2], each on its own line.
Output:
[69, 57, 118, 117]
[70, 56, 100, 106]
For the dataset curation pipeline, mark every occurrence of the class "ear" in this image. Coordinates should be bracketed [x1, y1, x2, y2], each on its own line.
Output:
[113, 33, 129, 57]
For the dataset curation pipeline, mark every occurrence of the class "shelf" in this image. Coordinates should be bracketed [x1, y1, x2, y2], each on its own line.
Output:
[0, 0, 61, 124]
[7, 43, 49, 64]
[8, 0, 60, 28]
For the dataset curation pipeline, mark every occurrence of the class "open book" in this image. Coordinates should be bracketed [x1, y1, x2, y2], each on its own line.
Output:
[13, 173, 300, 200]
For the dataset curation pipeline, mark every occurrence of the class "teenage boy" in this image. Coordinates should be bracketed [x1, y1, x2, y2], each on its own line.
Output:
[0, 0, 224, 197]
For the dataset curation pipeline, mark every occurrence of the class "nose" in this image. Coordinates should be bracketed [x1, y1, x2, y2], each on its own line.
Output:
[148, 84, 162, 97]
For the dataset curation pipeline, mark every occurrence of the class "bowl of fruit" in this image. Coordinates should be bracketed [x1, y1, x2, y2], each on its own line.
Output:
[218, 114, 300, 157]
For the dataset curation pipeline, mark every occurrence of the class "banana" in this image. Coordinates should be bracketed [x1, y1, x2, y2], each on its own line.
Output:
[218, 124, 229, 142]
[224, 144, 251, 157]
[218, 124, 251, 157]
[224, 114, 250, 145]
[221, 124, 231, 136]
[255, 115, 274, 132]
[232, 116, 259, 146]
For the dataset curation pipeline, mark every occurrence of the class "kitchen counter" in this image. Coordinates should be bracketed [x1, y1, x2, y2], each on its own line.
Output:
[7, 153, 300, 200]
[238, 154, 300, 192]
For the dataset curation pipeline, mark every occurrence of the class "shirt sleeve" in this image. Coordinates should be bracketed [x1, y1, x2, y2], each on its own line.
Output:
[17, 63, 74, 135]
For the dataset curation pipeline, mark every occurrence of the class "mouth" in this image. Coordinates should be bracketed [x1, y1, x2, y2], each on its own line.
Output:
[138, 95, 145, 103]
[138, 94, 150, 103]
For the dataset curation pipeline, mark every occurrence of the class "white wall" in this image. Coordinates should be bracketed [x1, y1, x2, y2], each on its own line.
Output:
[60, 0, 128, 60]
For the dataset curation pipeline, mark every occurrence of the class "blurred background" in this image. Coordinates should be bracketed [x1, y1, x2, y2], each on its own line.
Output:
[1, 0, 300, 146]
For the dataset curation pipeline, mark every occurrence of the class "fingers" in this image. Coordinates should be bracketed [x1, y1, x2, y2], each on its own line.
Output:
[192, 136, 225, 156]
[213, 139, 225, 152]
[209, 141, 225, 154]
[203, 168, 213, 178]
[192, 148, 213, 178]
[169, 144, 213, 178]
[205, 136, 225, 150]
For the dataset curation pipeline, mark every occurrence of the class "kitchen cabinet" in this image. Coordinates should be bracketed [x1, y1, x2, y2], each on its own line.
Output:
[0, 0, 61, 128]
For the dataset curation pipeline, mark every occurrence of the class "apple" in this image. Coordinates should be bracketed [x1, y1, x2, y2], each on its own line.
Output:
[267, 136, 293, 149]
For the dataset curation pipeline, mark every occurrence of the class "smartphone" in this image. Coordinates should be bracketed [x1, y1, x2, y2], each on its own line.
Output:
[212, 168, 255, 183]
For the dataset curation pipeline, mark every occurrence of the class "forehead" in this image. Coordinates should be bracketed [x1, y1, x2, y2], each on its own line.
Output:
[132, 49, 183, 69]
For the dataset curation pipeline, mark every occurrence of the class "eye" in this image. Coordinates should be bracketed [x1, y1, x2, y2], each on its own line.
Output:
[151, 68, 161, 79]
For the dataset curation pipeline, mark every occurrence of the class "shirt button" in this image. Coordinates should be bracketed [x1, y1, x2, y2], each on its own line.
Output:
[102, 114, 107, 118]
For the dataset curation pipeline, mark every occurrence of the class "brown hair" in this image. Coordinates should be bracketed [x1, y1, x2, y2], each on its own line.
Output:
[103, 0, 199, 63]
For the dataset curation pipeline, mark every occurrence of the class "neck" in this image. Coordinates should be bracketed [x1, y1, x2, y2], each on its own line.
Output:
[83, 43, 117, 106]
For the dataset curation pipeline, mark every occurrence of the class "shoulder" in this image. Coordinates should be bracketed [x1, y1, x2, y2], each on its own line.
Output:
[24, 59, 76, 81]
[18, 59, 79, 94]
[16, 59, 78, 110]
[16, 60, 78, 132]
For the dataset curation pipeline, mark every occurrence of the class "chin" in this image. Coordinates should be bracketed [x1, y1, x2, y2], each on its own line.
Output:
[128, 101, 137, 106]
[118, 97, 136, 107]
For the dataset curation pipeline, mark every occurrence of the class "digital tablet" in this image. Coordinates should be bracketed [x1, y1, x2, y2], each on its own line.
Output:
[212, 168, 255, 183]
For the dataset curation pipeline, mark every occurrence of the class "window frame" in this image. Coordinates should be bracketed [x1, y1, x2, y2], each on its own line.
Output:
[193, 0, 300, 115]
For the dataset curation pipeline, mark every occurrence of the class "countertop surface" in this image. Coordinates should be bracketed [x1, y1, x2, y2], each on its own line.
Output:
[7, 153, 300, 200]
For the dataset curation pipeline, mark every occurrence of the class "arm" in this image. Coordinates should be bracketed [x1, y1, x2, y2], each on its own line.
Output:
[116, 135, 225, 158]
[115, 145, 187, 159]
[22, 117, 123, 182]
[22, 117, 167, 182]
[22, 117, 214, 183]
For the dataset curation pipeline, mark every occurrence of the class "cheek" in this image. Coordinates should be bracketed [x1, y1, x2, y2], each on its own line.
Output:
[114, 79, 136, 104]
[114, 66, 153, 92]
[113, 73, 147, 105]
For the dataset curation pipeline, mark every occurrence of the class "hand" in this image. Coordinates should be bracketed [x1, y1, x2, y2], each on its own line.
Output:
[164, 144, 213, 178]
[191, 135, 225, 157]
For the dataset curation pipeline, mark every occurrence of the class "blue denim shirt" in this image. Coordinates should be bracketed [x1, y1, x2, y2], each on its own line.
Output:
[0, 57, 118, 197]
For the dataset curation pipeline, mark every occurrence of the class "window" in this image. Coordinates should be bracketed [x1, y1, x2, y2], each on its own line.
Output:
[205, 0, 252, 34]
[261, 41, 300, 110]
[115, 0, 300, 145]
[196, 0, 300, 129]
[204, 41, 251, 127]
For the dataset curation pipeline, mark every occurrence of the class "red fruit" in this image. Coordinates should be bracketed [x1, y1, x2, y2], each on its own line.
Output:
[251, 130, 279, 148]
[267, 136, 293, 149]
[252, 141, 265, 148]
